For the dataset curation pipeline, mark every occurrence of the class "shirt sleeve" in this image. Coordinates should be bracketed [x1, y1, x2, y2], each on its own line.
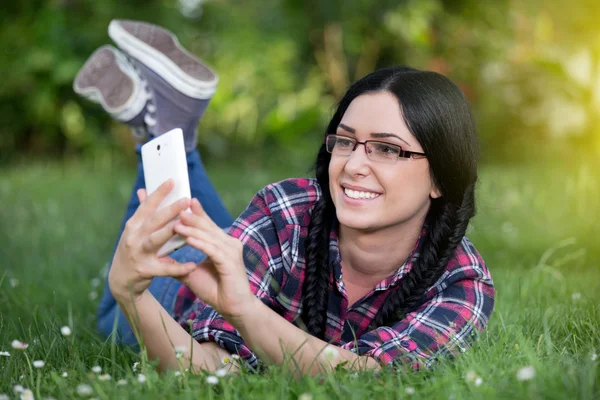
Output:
[176, 187, 284, 370]
[340, 263, 495, 370]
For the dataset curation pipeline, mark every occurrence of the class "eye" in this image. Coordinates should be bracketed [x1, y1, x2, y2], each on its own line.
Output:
[336, 138, 354, 148]
[373, 143, 400, 157]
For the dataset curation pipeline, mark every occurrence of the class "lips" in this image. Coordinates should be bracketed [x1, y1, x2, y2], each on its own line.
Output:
[340, 184, 382, 201]
[344, 188, 380, 199]
[341, 183, 382, 194]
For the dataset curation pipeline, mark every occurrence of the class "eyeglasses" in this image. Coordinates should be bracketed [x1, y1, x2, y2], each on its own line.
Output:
[324, 134, 426, 164]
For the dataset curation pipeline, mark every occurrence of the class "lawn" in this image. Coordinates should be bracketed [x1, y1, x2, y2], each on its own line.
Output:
[0, 155, 599, 399]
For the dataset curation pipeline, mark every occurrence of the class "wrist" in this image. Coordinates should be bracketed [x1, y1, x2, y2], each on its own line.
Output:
[113, 288, 149, 311]
[227, 296, 265, 332]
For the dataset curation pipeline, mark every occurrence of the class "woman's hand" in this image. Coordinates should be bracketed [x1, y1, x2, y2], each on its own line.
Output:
[108, 180, 198, 304]
[173, 198, 256, 326]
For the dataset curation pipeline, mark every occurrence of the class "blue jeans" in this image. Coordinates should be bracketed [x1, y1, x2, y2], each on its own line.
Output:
[96, 149, 233, 346]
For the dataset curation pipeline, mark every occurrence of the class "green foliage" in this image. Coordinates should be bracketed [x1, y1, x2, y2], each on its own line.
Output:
[1, 1, 600, 163]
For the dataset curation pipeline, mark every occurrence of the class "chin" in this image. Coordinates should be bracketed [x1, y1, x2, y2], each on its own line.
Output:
[336, 210, 379, 232]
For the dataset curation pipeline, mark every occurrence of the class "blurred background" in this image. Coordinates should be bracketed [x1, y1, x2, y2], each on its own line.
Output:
[2, 0, 600, 168]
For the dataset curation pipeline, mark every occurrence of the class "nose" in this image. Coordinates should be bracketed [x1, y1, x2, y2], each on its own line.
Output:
[344, 142, 372, 176]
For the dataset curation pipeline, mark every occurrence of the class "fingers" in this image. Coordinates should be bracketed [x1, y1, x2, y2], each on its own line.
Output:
[141, 218, 181, 253]
[176, 226, 235, 270]
[127, 180, 174, 229]
[175, 216, 227, 250]
[142, 197, 191, 236]
[159, 262, 197, 278]
[137, 189, 148, 203]
[139, 260, 197, 279]
[179, 198, 225, 237]
[143, 179, 175, 212]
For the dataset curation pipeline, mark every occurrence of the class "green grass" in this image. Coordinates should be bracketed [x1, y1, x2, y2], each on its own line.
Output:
[0, 156, 599, 399]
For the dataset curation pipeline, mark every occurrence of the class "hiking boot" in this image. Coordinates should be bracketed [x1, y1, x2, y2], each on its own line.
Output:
[73, 45, 151, 144]
[108, 19, 218, 152]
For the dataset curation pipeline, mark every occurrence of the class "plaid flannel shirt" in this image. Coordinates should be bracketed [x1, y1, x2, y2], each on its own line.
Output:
[173, 178, 495, 370]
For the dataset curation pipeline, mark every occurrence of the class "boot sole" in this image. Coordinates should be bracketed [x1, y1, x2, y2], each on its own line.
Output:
[73, 45, 147, 122]
[108, 20, 218, 99]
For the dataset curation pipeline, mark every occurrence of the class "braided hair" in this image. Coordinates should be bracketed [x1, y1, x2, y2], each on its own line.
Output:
[301, 67, 479, 337]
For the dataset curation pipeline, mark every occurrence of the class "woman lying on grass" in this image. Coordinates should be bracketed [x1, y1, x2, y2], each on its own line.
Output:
[75, 19, 495, 375]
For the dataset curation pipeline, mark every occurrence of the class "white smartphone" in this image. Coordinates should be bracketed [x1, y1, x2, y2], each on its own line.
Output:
[141, 128, 191, 257]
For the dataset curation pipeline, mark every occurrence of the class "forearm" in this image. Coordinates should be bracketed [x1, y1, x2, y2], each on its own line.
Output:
[234, 298, 381, 376]
[115, 290, 233, 373]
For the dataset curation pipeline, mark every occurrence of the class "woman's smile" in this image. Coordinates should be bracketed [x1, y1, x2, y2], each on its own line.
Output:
[340, 183, 382, 205]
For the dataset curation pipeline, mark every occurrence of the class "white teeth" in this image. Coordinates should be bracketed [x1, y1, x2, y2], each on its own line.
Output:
[344, 188, 380, 200]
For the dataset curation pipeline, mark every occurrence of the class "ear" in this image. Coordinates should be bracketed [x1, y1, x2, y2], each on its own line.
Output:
[430, 184, 441, 199]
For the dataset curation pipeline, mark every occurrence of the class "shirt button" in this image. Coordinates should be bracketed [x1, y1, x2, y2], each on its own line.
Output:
[400, 340, 410, 348]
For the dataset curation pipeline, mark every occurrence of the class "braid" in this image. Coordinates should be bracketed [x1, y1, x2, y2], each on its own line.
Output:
[374, 186, 476, 328]
[301, 197, 333, 338]
[301, 147, 335, 339]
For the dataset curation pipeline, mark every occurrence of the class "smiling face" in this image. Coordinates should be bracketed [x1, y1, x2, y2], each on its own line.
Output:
[328, 91, 440, 233]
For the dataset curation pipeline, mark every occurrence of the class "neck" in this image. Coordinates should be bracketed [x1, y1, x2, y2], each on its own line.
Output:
[338, 216, 425, 287]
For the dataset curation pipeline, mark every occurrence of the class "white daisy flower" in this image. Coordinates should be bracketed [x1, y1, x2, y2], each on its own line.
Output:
[572, 292, 581, 302]
[215, 368, 228, 377]
[516, 366, 536, 381]
[174, 345, 187, 358]
[76, 384, 93, 396]
[91, 365, 102, 374]
[591, 353, 597, 361]
[98, 374, 111, 381]
[61, 372, 68, 377]
[475, 377, 483, 386]
[0, 393, 9, 400]
[137, 374, 147, 384]
[174, 371, 182, 377]
[90, 278, 101, 287]
[0, 351, 10, 357]
[230, 354, 240, 360]
[9, 278, 19, 288]
[11, 340, 28, 350]
[174, 345, 187, 353]
[465, 370, 477, 382]
[405, 386, 415, 395]
[206, 375, 219, 385]
[20, 389, 34, 400]
[89, 291, 98, 301]
[298, 394, 313, 400]
[132, 362, 139, 371]
[117, 379, 127, 386]
[33, 360, 45, 368]
[60, 326, 72, 336]
[220, 356, 230, 364]
[13, 385, 24, 393]
[323, 346, 339, 362]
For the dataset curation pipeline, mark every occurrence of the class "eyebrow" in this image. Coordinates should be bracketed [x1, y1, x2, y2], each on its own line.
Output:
[337, 123, 411, 147]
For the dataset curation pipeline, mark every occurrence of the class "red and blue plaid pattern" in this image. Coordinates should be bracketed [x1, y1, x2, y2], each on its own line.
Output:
[173, 178, 495, 370]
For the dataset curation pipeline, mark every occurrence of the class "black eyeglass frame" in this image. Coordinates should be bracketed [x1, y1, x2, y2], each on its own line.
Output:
[324, 134, 427, 161]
